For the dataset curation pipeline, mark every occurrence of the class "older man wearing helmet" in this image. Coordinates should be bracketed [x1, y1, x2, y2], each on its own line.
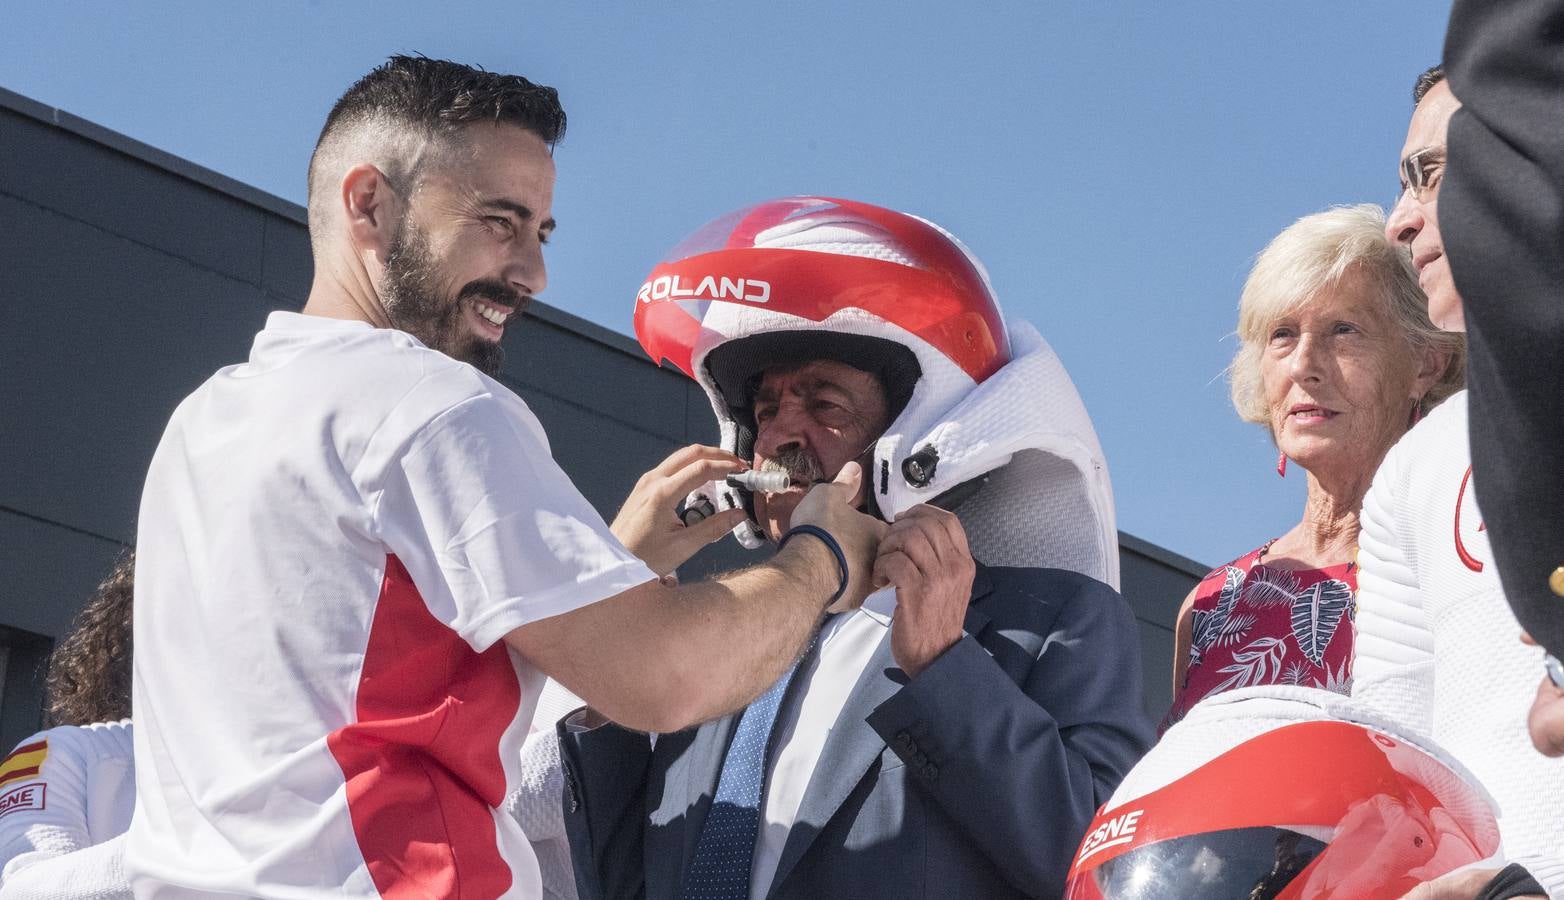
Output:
[560, 197, 1151, 900]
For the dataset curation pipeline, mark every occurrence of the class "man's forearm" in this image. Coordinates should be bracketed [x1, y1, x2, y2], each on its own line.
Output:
[513, 537, 838, 734]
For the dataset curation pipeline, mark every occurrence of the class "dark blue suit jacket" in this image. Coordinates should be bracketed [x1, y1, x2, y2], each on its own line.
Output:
[559, 565, 1153, 900]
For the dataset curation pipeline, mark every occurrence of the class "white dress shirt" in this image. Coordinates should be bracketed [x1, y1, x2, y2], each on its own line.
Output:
[748, 587, 898, 900]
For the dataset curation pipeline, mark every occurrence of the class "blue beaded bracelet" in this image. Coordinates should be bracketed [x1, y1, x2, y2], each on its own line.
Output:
[1546, 654, 1564, 689]
[778, 524, 849, 607]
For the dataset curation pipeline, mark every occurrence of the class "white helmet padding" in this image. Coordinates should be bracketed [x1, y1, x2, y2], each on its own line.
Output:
[688, 315, 1117, 589]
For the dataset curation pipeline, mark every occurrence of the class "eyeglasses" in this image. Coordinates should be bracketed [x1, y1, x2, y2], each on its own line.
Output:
[1397, 146, 1445, 204]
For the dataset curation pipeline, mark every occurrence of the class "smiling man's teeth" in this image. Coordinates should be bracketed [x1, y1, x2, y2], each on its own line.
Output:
[475, 302, 509, 326]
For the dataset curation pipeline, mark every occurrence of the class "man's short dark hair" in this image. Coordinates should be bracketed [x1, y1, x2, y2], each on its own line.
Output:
[1413, 65, 1446, 104]
[318, 54, 565, 152]
[306, 54, 565, 247]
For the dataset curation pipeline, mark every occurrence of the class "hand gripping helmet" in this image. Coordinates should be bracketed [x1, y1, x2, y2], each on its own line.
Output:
[634, 196, 1119, 586]
[1064, 686, 1503, 900]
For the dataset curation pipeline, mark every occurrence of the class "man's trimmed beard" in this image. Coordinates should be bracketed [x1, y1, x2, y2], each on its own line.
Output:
[381, 217, 526, 378]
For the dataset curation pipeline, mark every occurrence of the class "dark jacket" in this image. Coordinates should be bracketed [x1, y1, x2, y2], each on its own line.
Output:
[559, 564, 1152, 900]
[1443, 0, 1564, 655]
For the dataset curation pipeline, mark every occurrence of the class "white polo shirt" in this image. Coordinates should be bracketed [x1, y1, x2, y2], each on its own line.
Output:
[128, 312, 656, 897]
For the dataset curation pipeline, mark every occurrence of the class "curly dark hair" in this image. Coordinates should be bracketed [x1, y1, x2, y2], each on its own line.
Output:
[45, 551, 134, 726]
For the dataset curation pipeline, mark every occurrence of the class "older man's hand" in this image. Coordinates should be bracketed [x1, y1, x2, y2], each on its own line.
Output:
[874, 505, 976, 678]
[610, 445, 748, 576]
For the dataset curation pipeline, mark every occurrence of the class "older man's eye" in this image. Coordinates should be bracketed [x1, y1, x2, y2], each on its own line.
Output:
[486, 216, 514, 236]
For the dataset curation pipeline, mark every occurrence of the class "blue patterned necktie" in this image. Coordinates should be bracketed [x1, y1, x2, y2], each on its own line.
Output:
[681, 655, 807, 900]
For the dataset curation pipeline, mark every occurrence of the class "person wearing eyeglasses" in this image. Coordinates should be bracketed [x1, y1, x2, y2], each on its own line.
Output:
[1439, 0, 1564, 768]
[1350, 65, 1563, 900]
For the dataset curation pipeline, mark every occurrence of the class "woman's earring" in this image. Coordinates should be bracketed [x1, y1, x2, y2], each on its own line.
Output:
[1409, 399, 1424, 427]
[1276, 451, 1288, 478]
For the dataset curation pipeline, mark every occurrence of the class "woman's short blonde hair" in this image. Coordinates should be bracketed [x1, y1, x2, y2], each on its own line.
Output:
[1229, 203, 1465, 428]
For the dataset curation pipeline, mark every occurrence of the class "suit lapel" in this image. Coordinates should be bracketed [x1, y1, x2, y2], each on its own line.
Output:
[764, 630, 900, 897]
[764, 567, 997, 898]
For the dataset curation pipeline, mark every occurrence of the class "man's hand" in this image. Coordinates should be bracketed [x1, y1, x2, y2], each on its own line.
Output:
[1528, 674, 1564, 757]
[1520, 632, 1564, 757]
[873, 504, 976, 677]
[789, 462, 887, 613]
[1397, 868, 1541, 899]
[610, 445, 748, 576]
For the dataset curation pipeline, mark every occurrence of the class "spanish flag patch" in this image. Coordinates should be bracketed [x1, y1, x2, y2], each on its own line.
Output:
[0, 740, 48, 788]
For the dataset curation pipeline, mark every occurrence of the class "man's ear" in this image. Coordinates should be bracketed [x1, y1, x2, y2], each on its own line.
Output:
[341, 163, 400, 262]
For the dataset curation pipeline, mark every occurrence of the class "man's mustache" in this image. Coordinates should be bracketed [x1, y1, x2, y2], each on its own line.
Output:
[460, 279, 532, 317]
[757, 447, 824, 485]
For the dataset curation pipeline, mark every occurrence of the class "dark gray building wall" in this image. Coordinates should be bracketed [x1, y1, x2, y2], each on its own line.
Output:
[0, 87, 1205, 753]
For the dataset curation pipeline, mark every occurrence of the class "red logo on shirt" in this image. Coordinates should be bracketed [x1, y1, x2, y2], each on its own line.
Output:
[0, 783, 46, 819]
[1454, 465, 1486, 573]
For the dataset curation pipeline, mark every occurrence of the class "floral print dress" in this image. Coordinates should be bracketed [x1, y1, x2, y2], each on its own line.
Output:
[1164, 540, 1357, 728]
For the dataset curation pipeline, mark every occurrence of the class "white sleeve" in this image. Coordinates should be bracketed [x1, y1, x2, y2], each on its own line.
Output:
[1349, 448, 1437, 738]
[377, 392, 657, 651]
[0, 731, 91, 883]
[0, 834, 129, 900]
[1509, 853, 1564, 900]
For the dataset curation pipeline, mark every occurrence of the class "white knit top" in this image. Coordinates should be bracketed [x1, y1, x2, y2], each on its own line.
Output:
[1353, 391, 1564, 895]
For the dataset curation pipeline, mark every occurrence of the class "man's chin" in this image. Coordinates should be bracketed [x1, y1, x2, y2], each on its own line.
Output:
[754, 492, 802, 543]
[441, 336, 504, 377]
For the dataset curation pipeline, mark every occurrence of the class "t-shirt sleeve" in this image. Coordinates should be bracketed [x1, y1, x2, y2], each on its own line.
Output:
[376, 390, 657, 652]
[0, 730, 91, 882]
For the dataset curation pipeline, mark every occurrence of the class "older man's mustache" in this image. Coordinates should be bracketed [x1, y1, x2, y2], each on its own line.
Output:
[756, 448, 825, 486]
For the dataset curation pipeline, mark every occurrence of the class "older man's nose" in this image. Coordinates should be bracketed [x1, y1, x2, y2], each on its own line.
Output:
[754, 408, 807, 459]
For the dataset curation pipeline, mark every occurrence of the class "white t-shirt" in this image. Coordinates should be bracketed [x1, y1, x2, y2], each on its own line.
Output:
[0, 720, 134, 896]
[1352, 391, 1564, 894]
[128, 312, 656, 898]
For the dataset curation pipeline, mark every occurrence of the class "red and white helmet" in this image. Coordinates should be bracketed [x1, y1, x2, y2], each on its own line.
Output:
[635, 196, 1118, 585]
[1065, 686, 1504, 899]
[636, 194, 1008, 480]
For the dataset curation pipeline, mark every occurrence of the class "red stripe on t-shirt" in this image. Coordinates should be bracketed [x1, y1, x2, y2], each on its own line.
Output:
[327, 554, 523, 897]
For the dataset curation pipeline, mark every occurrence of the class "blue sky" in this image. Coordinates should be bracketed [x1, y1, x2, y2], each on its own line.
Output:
[1, 1, 1452, 569]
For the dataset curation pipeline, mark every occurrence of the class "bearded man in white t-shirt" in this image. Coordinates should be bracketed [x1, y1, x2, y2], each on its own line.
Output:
[127, 55, 884, 898]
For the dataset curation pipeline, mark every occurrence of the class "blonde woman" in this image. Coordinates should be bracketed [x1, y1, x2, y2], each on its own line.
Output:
[1167, 204, 1462, 726]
